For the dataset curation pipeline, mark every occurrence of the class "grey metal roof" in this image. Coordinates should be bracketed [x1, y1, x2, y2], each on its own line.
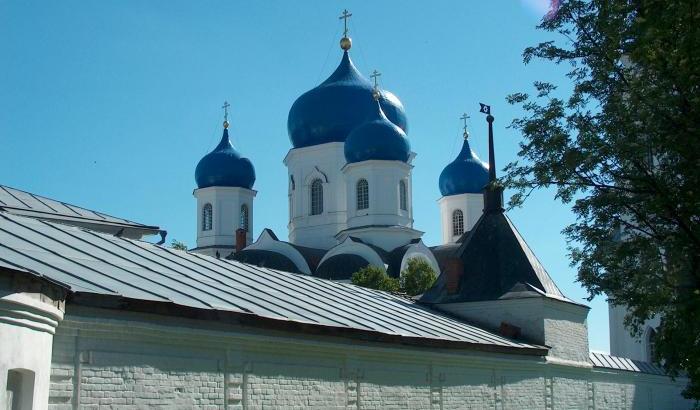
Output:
[0, 211, 545, 354]
[590, 352, 665, 375]
[0, 185, 159, 234]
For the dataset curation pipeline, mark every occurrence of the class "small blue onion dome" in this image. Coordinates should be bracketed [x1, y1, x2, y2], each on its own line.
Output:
[195, 127, 256, 189]
[344, 100, 410, 163]
[287, 51, 408, 149]
[438, 138, 489, 196]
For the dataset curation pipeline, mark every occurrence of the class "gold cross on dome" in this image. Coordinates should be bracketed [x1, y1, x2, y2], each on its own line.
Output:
[222, 101, 231, 122]
[370, 70, 381, 89]
[460, 113, 470, 138]
[339, 9, 352, 37]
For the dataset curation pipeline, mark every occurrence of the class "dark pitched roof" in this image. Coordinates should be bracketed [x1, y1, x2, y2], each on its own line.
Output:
[315, 254, 369, 280]
[0, 211, 546, 355]
[0, 185, 160, 238]
[428, 243, 461, 272]
[421, 210, 568, 304]
[231, 249, 301, 274]
[288, 243, 326, 272]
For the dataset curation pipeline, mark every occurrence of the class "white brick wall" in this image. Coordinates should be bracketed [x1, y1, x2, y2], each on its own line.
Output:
[47, 308, 692, 410]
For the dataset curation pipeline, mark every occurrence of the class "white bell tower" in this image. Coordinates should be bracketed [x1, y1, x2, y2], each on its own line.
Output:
[192, 102, 257, 257]
[438, 115, 489, 244]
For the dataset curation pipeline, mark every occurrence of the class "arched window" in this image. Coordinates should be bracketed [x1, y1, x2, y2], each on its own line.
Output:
[647, 327, 657, 363]
[310, 179, 323, 215]
[399, 180, 408, 211]
[452, 209, 464, 236]
[240, 204, 249, 232]
[202, 203, 213, 231]
[357, 179, 369, 210]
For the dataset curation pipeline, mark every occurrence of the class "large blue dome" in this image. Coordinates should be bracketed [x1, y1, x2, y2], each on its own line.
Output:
[439, 139, 489, 196]
[287, 51, 408, 149]
[344, 101, 410, 164]
[195, 128, 256, 189]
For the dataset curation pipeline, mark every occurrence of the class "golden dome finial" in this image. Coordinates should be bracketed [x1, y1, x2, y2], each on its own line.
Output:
[339, 9, 353, 50]
[222, 101, 231, 129]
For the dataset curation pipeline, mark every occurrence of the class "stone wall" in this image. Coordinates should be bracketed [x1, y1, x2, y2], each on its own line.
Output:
[48, 306, 691, 410]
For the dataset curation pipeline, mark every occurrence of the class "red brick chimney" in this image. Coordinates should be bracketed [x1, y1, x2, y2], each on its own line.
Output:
[445, 257, 463, 294]
[235, 228, 247, 253]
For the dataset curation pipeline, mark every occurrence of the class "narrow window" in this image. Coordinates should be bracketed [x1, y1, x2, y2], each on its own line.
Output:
[452, 209, 464, 236]
[202, 203, 213, 231]
[647, 328, 657, 362]
[6, 369, 35, 410]
[357, 179, 369, 210]
[240, 204, 249, 232]
[399, 180, 407, 211]
[310, 179, 324, 215]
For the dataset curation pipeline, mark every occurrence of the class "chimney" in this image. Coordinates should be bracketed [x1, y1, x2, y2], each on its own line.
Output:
[445, 257, 463, 294]
[235, 228, 247, 253]
[499, 322, 521, 339]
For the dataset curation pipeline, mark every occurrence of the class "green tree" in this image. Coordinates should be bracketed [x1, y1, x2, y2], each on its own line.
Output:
[400, 258, 437, 296]
[505, 0, 700, 399]
[351, 266, 399, 292]
[170, 239, 188, 251]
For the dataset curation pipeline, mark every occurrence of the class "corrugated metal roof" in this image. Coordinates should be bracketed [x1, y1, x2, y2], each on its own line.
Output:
[0, 185, 159, 231]
[0, 211, 545, 354]
[590, 352, 665, 375]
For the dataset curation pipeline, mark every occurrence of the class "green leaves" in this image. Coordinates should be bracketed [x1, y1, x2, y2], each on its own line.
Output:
[400, 258, 438, 297]
[508, 0, 700, 399]
[351, 266, 399, 293]
[350, 258, 437, 297]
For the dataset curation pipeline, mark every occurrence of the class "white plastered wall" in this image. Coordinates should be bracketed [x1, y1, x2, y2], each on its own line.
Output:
[438, 192, 484, 244]
[284, 142, 348, 250]
[193, 186, 256, 253]
[609, 303, 661, 362]
[0, 276, 64, 410]
[44, 305, 693, 409]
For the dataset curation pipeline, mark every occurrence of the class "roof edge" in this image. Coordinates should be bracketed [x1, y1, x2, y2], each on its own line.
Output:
[67, 292, 549, 357]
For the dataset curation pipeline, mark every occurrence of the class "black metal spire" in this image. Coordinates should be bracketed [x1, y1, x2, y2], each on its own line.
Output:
[482, 108, 504, 213]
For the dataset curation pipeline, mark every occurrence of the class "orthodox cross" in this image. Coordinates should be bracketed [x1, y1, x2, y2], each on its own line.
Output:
[370, 70, 381, 89]
[339, 9, 352, 37]
[460, 113, 470, 138]
[222, 101, 230, 122]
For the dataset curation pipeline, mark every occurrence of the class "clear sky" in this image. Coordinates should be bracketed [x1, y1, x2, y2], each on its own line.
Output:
[0, 0, 611, 352]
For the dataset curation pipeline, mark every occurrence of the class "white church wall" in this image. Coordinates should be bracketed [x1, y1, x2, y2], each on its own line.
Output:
[437, 297, 591, 365]
[342, 160, 413, 229]
[45, 306, 692, 409]
[284, 142, 348, 249]
[438, 193, 484, 244]
[609, 303, 661, 362]
[193, 186, 256, 253]
[0, 275, 64, 410]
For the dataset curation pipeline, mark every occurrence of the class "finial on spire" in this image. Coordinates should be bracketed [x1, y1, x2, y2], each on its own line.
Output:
[460, 113, 470, 139]
[339, 9, 353, 50]
[222, 101, 231, 129]
[479, 103, 503, 212]
[370, 70, 382, 101]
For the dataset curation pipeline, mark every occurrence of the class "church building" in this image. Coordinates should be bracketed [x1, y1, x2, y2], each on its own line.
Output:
[0, 12, 692, 409]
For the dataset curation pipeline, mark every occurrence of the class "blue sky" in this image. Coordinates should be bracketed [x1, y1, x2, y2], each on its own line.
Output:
[0, 1, 612, 352]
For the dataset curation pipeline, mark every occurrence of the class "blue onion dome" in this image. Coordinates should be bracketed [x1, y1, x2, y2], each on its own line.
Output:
[287, 51, 408, 149]
[439, 138, 489, 196]
[195, 124, 256, 189]
[344, 99, 410, 163]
